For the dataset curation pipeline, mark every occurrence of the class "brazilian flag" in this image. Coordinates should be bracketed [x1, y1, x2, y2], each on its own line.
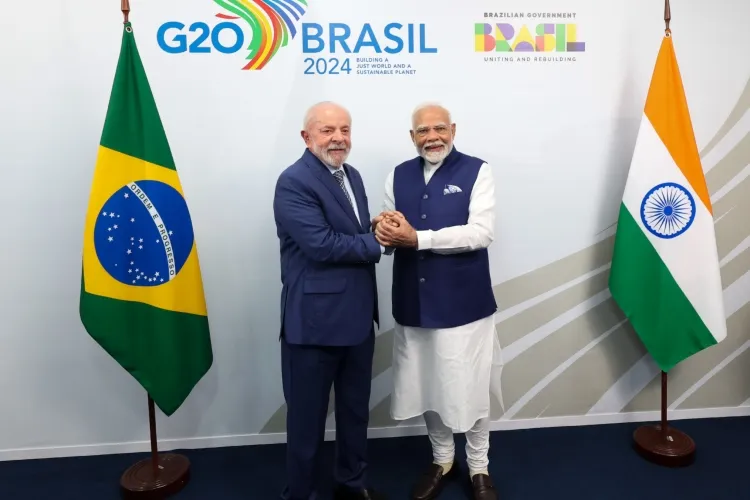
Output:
[80, 21, 213, 416]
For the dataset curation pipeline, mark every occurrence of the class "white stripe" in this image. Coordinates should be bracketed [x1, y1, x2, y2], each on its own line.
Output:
[720, 234, 750, 267]
[494, 263, 610, 323]
[501, 320, 625, 420]
[7, 406, 750, 461]
[128, 182, 178, 281]
[621, 114, 727, 343]
[710, 163, 750, 204]
[586, 354, 660, 415]
[583, 269, 750, 414]
[702, 107, 750, 172]
[501, 289, 611, 364]
[669, 340, 750, 410]
[723, 269, 750, 319]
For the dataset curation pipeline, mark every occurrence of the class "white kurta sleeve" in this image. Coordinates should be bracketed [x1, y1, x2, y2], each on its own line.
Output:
[416, 162, 495, 254]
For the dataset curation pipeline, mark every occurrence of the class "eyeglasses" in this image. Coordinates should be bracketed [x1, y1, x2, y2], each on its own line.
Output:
[414, 125, 450, 137]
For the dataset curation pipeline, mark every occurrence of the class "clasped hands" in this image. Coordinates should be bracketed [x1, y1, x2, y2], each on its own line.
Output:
[371, 210, 418, 248]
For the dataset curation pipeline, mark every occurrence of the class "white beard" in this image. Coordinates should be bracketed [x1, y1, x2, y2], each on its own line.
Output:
[418, 139, 451, 164]
[312, 142, 349, 167]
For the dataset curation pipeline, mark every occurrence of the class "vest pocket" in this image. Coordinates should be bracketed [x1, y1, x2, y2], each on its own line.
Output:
[432, 192, 469, 224]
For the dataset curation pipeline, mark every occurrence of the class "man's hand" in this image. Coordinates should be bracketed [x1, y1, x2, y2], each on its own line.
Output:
[371, 211, 403, 231]
[375, 213, 417, 248]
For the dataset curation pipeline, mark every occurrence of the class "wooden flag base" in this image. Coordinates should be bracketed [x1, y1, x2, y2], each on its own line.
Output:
[633, 423, 695, 467]
[120, 397, 191, 499]
[632, 371, 695, 467]
[120, 453, 191, 499]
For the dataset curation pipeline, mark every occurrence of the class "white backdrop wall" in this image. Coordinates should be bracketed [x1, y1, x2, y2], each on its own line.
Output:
[2, 0, 750, 460]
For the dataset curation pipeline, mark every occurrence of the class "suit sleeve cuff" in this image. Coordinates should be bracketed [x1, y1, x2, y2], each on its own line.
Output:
[365, 233, 382, 261]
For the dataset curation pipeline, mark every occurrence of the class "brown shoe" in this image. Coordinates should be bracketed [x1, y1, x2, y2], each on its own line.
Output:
[410, 461, 456, 500]
[471, 474, 497, 500]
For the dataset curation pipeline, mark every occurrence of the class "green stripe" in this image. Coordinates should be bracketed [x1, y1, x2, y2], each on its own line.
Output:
[99, 22, 176, 170]
[609, 203, 717, 372]
[80, 275, 213, 416]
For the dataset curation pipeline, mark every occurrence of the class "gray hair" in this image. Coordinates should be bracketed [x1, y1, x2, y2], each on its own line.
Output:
[411, 102, 452, 128]
[303, 101, 351, 131]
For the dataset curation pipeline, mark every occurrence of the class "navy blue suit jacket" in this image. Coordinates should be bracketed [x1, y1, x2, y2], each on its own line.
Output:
[273, 149, 381, 346]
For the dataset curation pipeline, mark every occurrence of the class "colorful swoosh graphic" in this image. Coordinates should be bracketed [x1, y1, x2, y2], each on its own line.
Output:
[213, 0, 308, 70]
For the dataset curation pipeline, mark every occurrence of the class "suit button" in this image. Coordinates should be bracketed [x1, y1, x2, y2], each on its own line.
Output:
[419, 255, 425, 260]
[421, 214, 427, 219]
[423, 194, 428, 199]
[420, 278, 425, 283]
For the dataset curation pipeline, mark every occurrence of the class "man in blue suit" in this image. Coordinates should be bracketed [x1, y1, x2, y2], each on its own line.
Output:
[272, 101, 387, 500]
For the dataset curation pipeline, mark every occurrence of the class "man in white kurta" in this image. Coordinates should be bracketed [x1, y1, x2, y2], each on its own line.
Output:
[373, 103, 503, 500]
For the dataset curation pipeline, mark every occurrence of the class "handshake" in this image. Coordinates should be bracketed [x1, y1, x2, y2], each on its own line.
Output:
[371, 211, 418, 248]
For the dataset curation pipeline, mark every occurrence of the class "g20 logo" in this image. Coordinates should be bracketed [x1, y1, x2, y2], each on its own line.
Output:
[156, 21, 245, 54]
[154, 16, 437, 75]
[155, 0, 309, 71]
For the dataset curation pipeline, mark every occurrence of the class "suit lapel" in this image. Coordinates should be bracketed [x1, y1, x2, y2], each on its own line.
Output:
[303, 150, 362, 231]
[344, 164, 368, 233]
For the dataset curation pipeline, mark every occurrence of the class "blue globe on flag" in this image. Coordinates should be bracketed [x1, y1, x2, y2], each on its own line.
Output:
[93, 180, 195, 287]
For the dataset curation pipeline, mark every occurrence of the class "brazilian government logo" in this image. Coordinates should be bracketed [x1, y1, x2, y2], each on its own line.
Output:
[94, 181, 194, 286]
[640, 182, 696, 239]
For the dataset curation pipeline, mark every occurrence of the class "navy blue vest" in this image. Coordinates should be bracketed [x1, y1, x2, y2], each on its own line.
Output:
[392, 147, 497, 329]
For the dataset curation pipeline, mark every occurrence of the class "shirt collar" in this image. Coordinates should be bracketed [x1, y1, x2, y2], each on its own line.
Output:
[424, 159, 443, 171]
[325, 163, 344, 175]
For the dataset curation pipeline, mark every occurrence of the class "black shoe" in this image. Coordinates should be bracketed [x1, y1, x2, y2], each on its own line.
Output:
[410, 461, 457, 500]
[333, 485, 387, 500]
[470, 474, 498, 500]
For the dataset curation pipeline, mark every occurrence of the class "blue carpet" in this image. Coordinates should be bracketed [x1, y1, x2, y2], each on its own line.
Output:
[1, 417, 747, 499]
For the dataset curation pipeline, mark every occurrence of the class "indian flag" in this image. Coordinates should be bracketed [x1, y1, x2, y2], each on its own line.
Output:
[608, 31, 727, 373]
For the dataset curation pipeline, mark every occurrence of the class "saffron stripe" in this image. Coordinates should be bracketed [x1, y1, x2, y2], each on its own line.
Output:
[644, 36, 712, 214]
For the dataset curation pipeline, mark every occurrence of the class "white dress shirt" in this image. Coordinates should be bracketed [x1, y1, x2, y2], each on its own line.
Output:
[381, 160, 495, 252]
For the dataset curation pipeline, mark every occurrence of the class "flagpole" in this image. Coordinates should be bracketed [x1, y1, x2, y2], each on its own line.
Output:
[632, 371, 695, 467]
[120, 397, 192, 498]
[148, 396, 160, 479]
[631, 2, 695, 468]
[121, 0, 129, 23]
